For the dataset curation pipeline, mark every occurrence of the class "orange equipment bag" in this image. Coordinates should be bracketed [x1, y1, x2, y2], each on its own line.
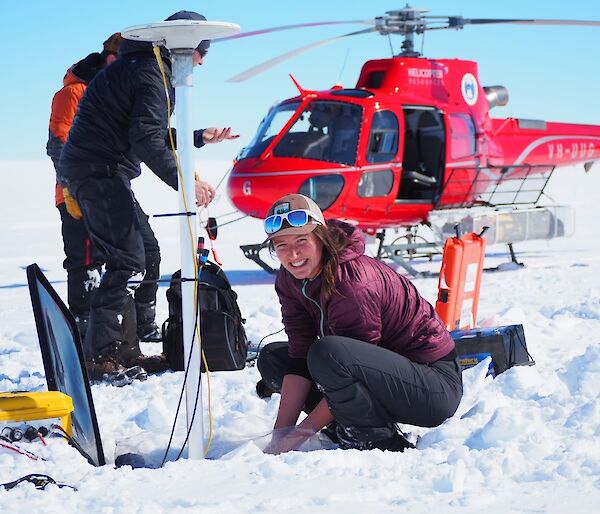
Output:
[435, 227, 486, 330]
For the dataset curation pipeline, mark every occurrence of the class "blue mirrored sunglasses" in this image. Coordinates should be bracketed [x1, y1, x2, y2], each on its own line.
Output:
[264, 209, 321, 235]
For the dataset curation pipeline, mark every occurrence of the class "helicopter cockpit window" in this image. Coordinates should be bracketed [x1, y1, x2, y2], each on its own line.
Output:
[367, 110, 399, 164]
[273, 101, 362, 166]
[449, 113, 476, 159]
[238, 102, 300, 159]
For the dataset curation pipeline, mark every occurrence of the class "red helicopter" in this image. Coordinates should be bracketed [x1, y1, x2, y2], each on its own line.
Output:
[217, 7, 600, 273]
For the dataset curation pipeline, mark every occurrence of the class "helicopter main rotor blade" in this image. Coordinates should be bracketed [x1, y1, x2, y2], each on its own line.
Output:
[214, 20, 375, 42]
[447, 17, 600, 28]
[226, 27, 377, 83]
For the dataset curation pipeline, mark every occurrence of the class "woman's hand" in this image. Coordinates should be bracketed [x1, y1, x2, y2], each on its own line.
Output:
[195, 179, 216, 208]
[263, 426, 316, 455]
[202, 127, 240, 144]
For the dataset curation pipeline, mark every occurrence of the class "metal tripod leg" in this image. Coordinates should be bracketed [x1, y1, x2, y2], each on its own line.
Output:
[240, 243, 279, 274]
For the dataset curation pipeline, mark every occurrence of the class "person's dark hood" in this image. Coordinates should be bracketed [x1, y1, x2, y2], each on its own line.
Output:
[71, 52, 104, 84]
[119, 38, 170, 62]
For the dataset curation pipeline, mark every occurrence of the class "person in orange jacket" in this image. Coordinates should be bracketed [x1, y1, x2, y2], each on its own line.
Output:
[46, 33, 123, 340]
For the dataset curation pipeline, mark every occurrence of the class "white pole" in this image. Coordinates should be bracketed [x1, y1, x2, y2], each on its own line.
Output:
[122, 19, 239, 462]
[172, 48, 204, 460]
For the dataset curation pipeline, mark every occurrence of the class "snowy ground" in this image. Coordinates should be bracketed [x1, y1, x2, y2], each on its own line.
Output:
[0, 160, 599, 512]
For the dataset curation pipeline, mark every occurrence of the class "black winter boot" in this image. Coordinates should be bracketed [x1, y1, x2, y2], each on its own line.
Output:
[130, 354, 170, 374]
[85, 343, 124, 380]
[138, 323, 161, 343]
[117, 296, 143, 364]
[117, 337, 170, 374]
[136, 300, 162, 343]
[85, 342, 147, 386]
[335, 424, 416, 452]
[321, 422, 341, 444]
[256, 379, 276, 398]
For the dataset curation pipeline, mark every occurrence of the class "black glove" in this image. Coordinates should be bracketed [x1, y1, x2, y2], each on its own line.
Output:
[256, 379, 276, 399]
[164, 128, 205, 149]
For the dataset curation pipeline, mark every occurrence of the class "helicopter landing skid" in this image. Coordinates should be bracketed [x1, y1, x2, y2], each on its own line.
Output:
[376, 242, 441, 277]
[375, 231, 441, 277]
[240, 243, 279, 274]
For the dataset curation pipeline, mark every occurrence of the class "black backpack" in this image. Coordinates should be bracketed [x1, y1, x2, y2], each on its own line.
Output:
[162, 262, 249, 372]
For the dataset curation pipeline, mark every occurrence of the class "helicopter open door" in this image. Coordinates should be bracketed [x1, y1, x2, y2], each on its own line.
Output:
[398, 106, 445, 203]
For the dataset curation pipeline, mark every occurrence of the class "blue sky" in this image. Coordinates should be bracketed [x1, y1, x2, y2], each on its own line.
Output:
[1, 0, 599, 162]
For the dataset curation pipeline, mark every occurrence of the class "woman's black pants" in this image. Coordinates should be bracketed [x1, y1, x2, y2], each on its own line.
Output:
[257, 336, 463, 429]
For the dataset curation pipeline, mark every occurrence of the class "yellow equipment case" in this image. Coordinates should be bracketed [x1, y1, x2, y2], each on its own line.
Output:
[0, 391, 73, 435]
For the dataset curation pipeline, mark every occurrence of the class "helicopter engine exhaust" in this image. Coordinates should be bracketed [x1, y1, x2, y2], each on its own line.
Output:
[484, 85, 509, 109]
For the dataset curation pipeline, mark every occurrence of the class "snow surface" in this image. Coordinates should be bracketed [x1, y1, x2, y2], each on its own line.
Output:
[0, 160, 599, 513]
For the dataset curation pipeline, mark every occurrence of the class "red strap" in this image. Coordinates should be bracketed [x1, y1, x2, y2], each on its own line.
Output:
[85, 239, 91, 267]
[211, 248, 222, 266]
[0, 441, 39, 461]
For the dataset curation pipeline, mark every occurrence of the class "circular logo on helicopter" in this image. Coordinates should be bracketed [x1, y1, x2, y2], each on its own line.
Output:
[461, 73, 479, 106]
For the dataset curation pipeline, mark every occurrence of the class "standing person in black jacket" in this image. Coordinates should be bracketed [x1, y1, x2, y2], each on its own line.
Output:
[59, 11, 237, 379]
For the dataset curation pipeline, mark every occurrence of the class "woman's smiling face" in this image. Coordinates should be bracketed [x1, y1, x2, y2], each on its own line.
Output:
[272, 232, 324, 280]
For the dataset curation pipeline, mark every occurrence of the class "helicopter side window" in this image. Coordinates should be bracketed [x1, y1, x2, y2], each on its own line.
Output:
[273, 101, 362, 166]
[367, 110, 399, 164]
[299, 175, 345, 210]
[449, 114, 476, 159]
[357, 170, 394, 198]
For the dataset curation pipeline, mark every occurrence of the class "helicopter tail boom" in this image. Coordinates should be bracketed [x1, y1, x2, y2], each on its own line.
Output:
[488, 118, 600, 168]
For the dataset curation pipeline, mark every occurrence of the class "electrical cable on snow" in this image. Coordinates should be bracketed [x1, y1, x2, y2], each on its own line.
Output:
[0, 437, 46, 461]
[51, 424, 95, 465]
[0, 474, 76, 491]
[246, 327, 285, 365]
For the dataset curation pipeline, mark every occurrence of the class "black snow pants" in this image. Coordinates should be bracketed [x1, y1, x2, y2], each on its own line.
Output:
[258, 336, 463, 429]
[53, 157, 102, 318]
[132, 201, 161, 336]
[53, 160, 159, 327]
[69, 172, 159, 358]
[57, 202, 102, 318]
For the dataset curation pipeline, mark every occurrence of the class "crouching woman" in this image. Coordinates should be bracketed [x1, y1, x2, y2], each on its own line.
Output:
[257, 194, 462, 454]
